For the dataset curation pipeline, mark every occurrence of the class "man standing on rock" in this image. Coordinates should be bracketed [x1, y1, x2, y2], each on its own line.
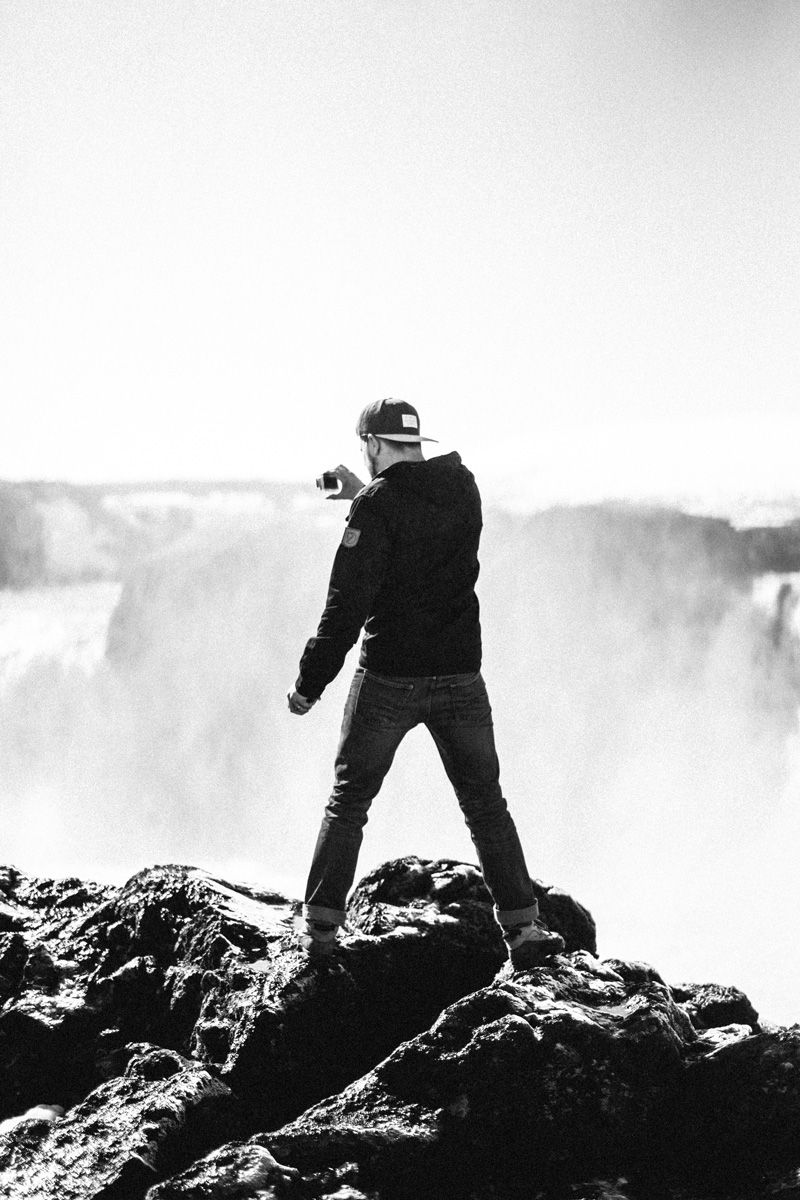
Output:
[287, 398, 564, 967]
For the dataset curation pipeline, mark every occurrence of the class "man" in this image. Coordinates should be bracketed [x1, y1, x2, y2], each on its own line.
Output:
[287, 398, 564, 967]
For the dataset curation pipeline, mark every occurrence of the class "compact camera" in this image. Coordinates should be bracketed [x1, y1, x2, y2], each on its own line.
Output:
[316, 472, 340, 492]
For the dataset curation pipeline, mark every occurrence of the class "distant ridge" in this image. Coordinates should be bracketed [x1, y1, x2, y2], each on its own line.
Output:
[2, 479, 800, 590]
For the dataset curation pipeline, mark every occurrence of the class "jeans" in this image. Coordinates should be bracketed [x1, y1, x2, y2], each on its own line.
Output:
[304, 668, 538, 930]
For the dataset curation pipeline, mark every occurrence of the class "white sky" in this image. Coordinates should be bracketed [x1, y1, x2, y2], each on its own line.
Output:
[1, 0, 799, 496]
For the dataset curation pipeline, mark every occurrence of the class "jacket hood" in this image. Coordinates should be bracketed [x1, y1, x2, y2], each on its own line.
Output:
[377, 452, 474, 508]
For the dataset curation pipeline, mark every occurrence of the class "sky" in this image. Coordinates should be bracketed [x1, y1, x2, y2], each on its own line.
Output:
[1, 0, 799, 499]
[2, 0, 800, 1022]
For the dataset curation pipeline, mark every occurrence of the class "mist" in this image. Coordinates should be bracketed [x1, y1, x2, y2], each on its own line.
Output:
[0, 502, 798, 1023]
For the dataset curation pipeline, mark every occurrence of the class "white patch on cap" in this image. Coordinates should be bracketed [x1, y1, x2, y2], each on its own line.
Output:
[342, 527, 361, 548]
[402, 414, 418, 428]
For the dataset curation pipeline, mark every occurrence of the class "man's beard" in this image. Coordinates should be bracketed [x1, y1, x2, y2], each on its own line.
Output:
[365, 446, 380, 477]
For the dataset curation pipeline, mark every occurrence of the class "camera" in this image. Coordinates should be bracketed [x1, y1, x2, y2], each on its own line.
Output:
[316, 472, 340, 492]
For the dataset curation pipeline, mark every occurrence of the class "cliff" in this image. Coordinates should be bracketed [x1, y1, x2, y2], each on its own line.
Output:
[2, 479, 800, 590]
[0, 858, 797, 1200]
[0, 481, 304, 588]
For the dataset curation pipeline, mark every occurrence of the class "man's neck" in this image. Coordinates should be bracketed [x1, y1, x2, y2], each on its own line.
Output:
[379, 446, 425, 471]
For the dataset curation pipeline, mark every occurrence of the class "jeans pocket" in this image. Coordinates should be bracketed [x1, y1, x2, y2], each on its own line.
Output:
[448, 672, 493, 726]
[353, 671, 415, 730]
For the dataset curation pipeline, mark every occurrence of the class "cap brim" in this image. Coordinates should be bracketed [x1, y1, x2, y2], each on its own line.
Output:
[373, 434, 438, 443]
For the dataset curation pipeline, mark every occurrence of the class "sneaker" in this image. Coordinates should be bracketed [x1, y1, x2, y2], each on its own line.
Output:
[503, 919, 565, 969]
[297, 918, 339, 958]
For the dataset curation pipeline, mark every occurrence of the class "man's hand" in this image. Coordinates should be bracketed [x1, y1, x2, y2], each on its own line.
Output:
[287, 689, 317, 715]
[325, 465, 365, 501]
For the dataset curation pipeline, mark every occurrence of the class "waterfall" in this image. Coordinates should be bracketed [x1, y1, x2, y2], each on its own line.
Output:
[1, 510, 798, 1023]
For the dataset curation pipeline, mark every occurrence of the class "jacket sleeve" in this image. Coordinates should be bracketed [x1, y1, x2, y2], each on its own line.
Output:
[295, 491, 391, 700]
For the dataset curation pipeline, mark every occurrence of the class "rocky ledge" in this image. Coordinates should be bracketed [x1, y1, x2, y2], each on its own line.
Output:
[0, 858, 797, 1200]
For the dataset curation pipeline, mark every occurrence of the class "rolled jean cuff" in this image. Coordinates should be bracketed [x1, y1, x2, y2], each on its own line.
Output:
[303, 903, 347, 927]
[496, 902, 539, 928]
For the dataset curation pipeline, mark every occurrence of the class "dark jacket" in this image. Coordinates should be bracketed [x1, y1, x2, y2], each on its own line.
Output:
[296, 452, 482, 700]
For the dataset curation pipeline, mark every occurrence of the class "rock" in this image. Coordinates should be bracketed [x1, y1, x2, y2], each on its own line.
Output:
[0, 855, 556, 1196]
[145, 1143, 304, 1199]
[533, 879, 597, 956]
[251, 959, 798, 1200]
[0, 856, 590, 1134]
[346, 856, 597, 956]
[73, 857, 549, 1131]
[677, 1025, 800, 1181]
[0, 1104, 64, 1136]
[259, 951, 695, 1197]
[0, 1045, 234, 1200]
[0, 897, 30, 932]
[1, 857, 799, 1200]
[80, 863, 300, 1057]
[670, 980, 760, 1030]
[0, 856, 534, 1136]
[0, 869, 119, 1116]
[206, 855, 588, 1130]
[0, 931, 28, 1002]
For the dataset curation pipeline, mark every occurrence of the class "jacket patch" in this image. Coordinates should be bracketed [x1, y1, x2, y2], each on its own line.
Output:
[342, 527, 361, 548]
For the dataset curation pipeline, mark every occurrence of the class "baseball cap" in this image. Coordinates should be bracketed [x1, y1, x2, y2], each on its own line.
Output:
[356, 398, 438, 443]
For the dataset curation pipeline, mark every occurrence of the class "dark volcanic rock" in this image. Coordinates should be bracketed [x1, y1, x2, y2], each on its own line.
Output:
[0, 868, 119, 1116]
[81, 863, 299, 1057]
[0, 1044, 234, 1198]
[677, 1024, 800, 1181]
[0, 856, 592, 1195]
[160, 957, 800, 1200]
[670, 980, 760, 1030]
[210, 855, 596, 1129]
[1, 857, 799, 1200]
[29, 856, 547, 1132]
[146, 1142, 305, 1199]
[259, 953, 694, 1198]
[347, 855, 597, 955]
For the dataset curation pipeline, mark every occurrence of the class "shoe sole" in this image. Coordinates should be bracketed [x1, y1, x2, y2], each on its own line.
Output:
[297, 934, 337, 959]
[509, 936, 565, 969]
